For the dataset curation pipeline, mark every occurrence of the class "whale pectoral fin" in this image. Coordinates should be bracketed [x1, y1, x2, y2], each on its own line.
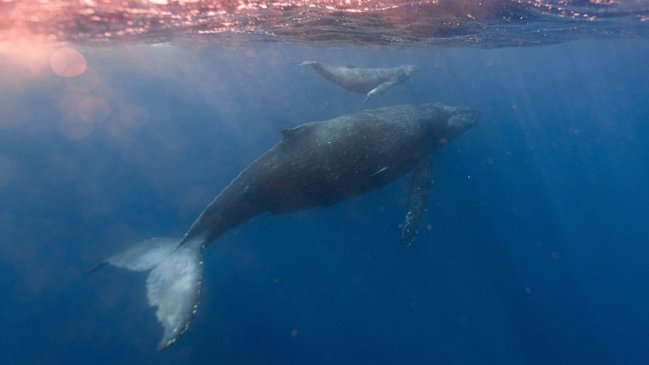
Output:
[400, 153, 433, 247]
[100, 237, 204, 351]
[281, 127, 304, 140]
[364, 80, 398, 103]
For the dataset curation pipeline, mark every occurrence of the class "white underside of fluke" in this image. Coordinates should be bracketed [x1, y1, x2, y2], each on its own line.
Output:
[105, 237, 204, 350]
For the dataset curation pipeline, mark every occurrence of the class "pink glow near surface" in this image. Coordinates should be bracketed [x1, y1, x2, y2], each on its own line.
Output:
[0, 1, 645, 47]
[0, 1, 644, 141]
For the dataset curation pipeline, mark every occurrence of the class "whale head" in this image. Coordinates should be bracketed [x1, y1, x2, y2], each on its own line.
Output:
[399, 65, 419, 80]
[427, 102, 479, 142]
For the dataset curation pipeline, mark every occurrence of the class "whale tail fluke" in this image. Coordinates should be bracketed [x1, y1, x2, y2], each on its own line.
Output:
[95, 237, 205, 351]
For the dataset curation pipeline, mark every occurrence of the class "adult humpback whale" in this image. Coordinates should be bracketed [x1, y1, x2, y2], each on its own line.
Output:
[97, 102, 478, 350]
[300, 61, 418, 103]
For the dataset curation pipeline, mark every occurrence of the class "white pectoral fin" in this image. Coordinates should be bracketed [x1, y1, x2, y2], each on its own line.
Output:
[100, 237, 204, 351]
[364, 81, 398, 103]
[400, 153, 433, 247]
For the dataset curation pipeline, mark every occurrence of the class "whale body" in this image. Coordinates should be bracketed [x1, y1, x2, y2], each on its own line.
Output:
[301, 61, 418, 103]
[97, 102, 478, 350]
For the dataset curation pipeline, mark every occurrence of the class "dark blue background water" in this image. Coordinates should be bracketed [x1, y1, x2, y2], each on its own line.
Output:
[1, 39, 648, 364]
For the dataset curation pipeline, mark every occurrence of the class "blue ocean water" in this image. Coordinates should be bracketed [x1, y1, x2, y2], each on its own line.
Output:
[1, 15, 649, 365]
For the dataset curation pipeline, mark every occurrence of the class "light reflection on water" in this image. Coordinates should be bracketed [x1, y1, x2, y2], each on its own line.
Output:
[0, 0, 647, 46]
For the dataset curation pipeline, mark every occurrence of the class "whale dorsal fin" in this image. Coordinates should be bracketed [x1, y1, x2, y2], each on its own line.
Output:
[281, 127, 299, 140]
[347, 64, 356, 68]
[281, 123, 314, 141]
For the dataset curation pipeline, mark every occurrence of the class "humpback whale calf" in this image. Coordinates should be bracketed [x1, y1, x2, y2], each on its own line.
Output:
[96, 102, 478, 350]
[300, 61, 418, 103]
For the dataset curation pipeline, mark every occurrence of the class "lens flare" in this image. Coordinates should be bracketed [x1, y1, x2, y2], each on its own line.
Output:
[50, 47, 87, 78]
